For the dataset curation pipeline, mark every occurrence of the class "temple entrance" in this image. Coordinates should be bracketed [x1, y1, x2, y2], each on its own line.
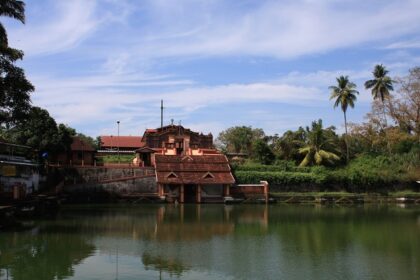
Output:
[140, 153, 151, 166]
[184, 184, 197, 203]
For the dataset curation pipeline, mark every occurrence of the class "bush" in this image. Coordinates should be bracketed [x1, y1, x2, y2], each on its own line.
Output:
[232, 152, 419, 192]
[234, 170, 327, 186]
[233, 161, 312, 173]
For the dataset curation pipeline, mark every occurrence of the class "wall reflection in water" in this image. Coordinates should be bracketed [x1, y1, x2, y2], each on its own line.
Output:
[0, 204, 419, 280]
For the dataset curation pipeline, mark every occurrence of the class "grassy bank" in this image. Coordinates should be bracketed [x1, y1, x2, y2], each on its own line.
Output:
[98, 154, 134, 164]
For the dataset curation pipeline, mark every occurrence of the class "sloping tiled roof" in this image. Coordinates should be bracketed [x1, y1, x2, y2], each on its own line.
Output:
[71, 137, 95, 151]
[100, 136, 144, 149]
[155, 154, 235, 185]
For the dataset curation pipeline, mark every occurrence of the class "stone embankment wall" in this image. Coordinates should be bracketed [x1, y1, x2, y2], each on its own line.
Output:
[53, 167, 158, 196]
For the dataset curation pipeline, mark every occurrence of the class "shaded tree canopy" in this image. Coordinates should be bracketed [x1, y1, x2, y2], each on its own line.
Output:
[0, 0, 33, 128]
[216, 126, 265, 154]
[7, 107, 75, 155]
[252, 138, 275, 165]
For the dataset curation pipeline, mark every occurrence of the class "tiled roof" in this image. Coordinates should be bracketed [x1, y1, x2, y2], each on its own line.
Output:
[71, 137, 95, 151]
[100, 136, 144, 149]
[135, 147, 156, 153]
[200, 149, 221, 155]
[155, 154, 235, 185]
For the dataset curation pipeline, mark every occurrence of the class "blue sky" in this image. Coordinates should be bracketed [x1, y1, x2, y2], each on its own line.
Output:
[3, 0, 420, 137]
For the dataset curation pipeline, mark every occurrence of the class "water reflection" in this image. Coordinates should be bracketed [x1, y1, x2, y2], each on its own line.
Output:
[142, 253, 190, 278]
[0, 226, 95, 280]
[0, 204, 419, 280]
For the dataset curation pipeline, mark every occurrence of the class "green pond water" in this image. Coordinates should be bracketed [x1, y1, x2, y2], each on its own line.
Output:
[0, 204, 419, 280]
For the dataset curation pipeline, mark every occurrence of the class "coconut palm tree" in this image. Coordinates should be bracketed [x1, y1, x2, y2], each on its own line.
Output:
[0, 0, 25, 47]
[298, 120, 340, 167]
[364, 64, 394, 125]
[329, 75, 359, 162]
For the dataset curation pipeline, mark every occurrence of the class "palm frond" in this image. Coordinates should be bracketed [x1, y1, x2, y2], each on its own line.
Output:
[364, 79, 376, 89]
[299, 153, 311, 167]
[318, 150, 340, 161]
[314, 152, 322, 165]
[298, 146, 311, 154]
[0, 0, 25, 23]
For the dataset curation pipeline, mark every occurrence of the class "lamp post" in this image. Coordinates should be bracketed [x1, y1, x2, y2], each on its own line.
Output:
[117, 121, 120, 164]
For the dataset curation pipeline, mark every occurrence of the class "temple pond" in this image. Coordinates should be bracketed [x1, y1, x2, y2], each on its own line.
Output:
[0, 204, 419, 280]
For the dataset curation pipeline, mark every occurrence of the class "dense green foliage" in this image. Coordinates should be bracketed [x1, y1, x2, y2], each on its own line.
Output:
[5, 107, 74, 155]
[297, 119, 340, 167]
[0, 0, 34, 128]
[233, 151, 419, 191]
[216, 126, 264, 154]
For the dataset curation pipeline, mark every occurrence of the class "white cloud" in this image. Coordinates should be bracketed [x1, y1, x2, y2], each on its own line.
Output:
[10, 0, 419, 60]
[7, 0, 134, 56]
[385, 39, 420, 49]
[29, 71, 328, 136]
[121, 0, 420, 60]
[9, 1, 99, 55]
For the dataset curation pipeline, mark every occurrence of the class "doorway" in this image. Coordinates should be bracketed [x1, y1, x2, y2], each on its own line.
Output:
[184, 184, 197, 203]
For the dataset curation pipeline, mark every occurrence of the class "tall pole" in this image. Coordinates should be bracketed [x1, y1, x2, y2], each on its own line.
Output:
[161, 99, 163, 129]
[117, 121, 120, 164]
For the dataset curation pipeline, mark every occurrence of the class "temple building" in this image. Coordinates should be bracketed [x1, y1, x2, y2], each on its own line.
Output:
[134, 125, 235, 203]
[99, 136, 144, 154]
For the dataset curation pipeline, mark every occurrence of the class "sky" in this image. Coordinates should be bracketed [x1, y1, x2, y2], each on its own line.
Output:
[3, 0, 420, 138]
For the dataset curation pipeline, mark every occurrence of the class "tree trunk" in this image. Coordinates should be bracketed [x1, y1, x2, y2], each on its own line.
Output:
[382, 100, 391, 153]
[344, 111, 349, 163]
[382, 101, 388, 127]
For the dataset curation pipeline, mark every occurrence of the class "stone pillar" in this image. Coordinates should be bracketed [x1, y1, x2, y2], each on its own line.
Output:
[180, 184, 184, 203]
[196, 184, 201, 203]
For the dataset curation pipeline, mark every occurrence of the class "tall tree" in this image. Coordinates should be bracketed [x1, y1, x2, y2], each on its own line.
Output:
[272, 127, 306, 161]
[364, 64, 394, 126]
[391, 67, 420, 141]
[298, 120, 340, 167]
[329, 75, 359, 162]
[0, 0, 34, 128]
[252, 138, 275, 165]
[216, 126, 265, 154]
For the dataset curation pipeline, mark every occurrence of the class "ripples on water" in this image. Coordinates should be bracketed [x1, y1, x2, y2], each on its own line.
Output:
[0, 204, 419, 280]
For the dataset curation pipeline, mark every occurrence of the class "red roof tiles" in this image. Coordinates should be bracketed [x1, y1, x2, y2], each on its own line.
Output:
[100, 136, 144, 149]
[71, 137, 95, 151]
[155, 154, 235, 185]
